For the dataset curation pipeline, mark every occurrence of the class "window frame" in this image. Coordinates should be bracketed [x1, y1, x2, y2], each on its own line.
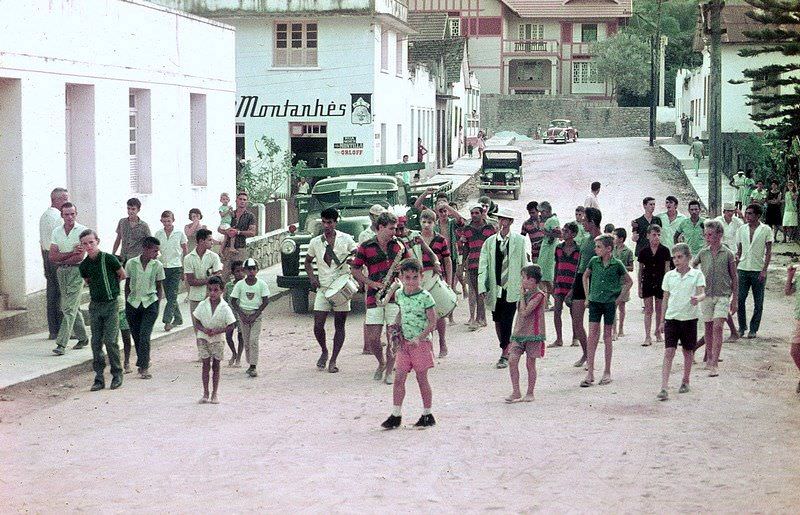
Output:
[273, 20, 318, 68]
[581, 23, 598, 43]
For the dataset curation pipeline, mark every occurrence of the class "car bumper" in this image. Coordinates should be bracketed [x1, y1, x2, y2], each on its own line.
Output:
[479, 183, 521, 191]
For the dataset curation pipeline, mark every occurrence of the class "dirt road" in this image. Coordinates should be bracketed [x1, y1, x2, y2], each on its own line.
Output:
[2, 138, 798, 512]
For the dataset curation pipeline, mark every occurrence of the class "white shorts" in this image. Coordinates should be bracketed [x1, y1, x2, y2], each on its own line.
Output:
[313, 291, 351, 312]
[365, 303, 400, 326]
[701, 296, 730, 322]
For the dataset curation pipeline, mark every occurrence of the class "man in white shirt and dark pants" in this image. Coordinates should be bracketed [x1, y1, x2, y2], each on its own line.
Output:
[736, 203, 773, 339]
[39, 187, 69, 339]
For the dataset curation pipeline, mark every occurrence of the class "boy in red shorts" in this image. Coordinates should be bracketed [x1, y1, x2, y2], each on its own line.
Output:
[382, 259, 438, 429]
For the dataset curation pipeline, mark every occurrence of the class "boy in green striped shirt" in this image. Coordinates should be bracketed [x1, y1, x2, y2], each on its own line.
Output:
[79, 229, 127, 391]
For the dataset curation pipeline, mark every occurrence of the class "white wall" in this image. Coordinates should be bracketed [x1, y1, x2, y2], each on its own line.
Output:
[409, 66, 437, 166]
[373, 23, 411, 165]
[0, 0, 235, 300]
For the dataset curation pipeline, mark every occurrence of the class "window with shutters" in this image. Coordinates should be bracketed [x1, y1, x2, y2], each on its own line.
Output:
[381, 29, 389, 72]
[395, 33, 404, 76]
[581, 23, 598, 42]
[274, 21, 318, 68]
[129, 93, 138, 191]
[128, 89, 152, 193]
[518, 23, 544, 40]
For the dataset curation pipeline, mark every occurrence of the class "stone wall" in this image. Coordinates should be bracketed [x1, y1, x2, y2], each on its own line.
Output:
[481, 95, 673, 138]
[246, 228, 289, 269]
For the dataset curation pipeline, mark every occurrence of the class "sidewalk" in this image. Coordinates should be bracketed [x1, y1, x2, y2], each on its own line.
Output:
[0, 263, 285, 390]
[659, 141, 737, 209]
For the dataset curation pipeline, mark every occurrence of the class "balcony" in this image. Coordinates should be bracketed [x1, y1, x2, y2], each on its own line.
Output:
[569, 42, 594, 56]
[502, 39, 559, 55]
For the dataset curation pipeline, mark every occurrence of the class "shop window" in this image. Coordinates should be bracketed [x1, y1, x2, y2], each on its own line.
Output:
[274, 21, 318, 67]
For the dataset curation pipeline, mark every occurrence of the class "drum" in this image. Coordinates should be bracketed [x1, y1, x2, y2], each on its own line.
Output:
[426, 278, 457, 318]
[324, 276, 359, 306]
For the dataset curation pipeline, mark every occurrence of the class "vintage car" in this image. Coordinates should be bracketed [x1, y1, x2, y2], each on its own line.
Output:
[478, 146, 523, 200]
[543, 119, 578, 144]
[277, 166, 452, 313]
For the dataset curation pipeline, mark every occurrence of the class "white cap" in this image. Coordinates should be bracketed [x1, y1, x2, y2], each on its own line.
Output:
[369, 204, 385, 216]
[495, 207, 515, 220]
[243, 258, 259, 268]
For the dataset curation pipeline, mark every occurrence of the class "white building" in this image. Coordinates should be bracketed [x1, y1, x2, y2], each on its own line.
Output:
[156, 0, 439, 192]
[674, 3, 797, 174]
[0, 0, 236, 311]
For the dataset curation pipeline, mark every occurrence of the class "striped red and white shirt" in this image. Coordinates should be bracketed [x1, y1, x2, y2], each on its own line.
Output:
[457, 221, 496, 271]
[553, 241, 581, 297]
[352, 238, 411, 308]
[420, 234, 451, 272]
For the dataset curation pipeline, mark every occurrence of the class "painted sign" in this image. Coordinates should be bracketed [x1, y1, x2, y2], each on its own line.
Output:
[351, 94, 372, 125]
[236, 96, 347, 118]
[333, 136, 364, 156]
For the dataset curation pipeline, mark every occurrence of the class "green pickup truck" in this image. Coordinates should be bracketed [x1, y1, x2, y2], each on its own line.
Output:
[277, 164, 452, 313]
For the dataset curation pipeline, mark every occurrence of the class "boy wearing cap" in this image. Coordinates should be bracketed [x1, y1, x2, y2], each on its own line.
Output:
[478, 207, 531, 368]
[230, 258, 270, 377]
[358, 204, 385, 243]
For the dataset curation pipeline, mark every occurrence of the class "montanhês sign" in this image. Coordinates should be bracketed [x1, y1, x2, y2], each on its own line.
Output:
[236, 95, 347, 118]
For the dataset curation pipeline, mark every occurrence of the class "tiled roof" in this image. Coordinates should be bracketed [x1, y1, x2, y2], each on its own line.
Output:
[499, 0, 633, 19]
[407, 12, 449, 41]
[408, 38, 467, 86]
[693, 3, 800, 46]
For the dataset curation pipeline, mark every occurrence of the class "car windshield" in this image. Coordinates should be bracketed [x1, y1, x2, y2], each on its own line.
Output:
[483, 151, 519, 162]
[549, 120, 569, 128]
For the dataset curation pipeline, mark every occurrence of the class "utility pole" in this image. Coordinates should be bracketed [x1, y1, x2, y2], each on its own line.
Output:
[648, 0, 663, 147]
[706, 0, 724, 216]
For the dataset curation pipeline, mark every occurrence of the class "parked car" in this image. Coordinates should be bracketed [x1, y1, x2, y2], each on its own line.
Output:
[478, 146, 523, 200]
[543, 119, 578, 144]
[277, 168, 452, 313]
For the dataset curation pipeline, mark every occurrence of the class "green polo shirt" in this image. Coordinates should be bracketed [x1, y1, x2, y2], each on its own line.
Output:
[577, 233, 597, 274]
[125, 256, 165, 308]
[587, 256, 627, 303]
[79, 251, 122, 303]
[677, 217, 706, 255]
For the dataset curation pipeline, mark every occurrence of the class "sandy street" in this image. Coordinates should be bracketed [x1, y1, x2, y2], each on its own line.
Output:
[2, 138, 799, 512]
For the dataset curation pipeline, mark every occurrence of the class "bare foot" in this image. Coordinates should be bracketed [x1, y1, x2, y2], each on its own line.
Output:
[570, 339, 580, 347]
[199, 395, 209, 404]
[373, 364, 385, 381]
[124, 365, 132, 374]
[618, 331, 626, 337]
[522, 393, 535, 402]
[234, 358, 242, 368]
[438, 349, 448, 358]
[599, 375, 612, 385]
[505, 393, 522, 403]
[465, 319, 475, 327]
[209, 395, 219, 404]
[642, 338, 652, 347]
[228, 357, 236, 367]
[573, 358, 586, 368]
[727, 332, 739, 342]
[478, 320, 487, 327]
[655, 333, 664, 342]
[547, 339, 563, 348]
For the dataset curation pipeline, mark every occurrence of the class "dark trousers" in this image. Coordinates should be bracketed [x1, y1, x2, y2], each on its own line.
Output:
[161, 267, 183, 325]
[42, 250, 62, 338]
[737, 270, 765, 334]
[90, 300, 122, 380]
[492, 290, 518, 351]
[126, 300, 159, 370]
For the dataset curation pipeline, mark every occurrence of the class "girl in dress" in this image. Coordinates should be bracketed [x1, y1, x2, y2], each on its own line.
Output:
[782, 180, 798, 243]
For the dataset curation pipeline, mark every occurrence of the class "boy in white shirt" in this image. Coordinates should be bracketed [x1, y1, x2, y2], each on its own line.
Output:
[657, 243, 706, 401]
[155, 210, 188, 332]
[184, 228, 223, 336]
[230, 258, 270, 378]
[193, 276, 236, 404]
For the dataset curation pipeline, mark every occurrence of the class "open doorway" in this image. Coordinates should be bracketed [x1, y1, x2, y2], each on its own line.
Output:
[290, 122, 327, 169]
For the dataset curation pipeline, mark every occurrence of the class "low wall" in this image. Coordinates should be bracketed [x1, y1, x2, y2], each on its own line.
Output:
[246, 228, 288, 269]
[481, 95, 673, 138]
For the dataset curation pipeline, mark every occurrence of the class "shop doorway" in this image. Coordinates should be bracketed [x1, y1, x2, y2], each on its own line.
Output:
[290, 122, 327, 169]
[0, 78, 23, 306]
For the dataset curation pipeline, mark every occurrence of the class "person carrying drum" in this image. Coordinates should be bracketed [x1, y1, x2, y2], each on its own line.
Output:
[305, 208, 358, 373]
[418, 209, 453, 358]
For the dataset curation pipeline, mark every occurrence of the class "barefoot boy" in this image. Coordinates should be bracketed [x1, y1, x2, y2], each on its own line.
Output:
[506, 265, 546, 403]
[223, 260, 245, 367]
[230, 258, 270, 378]
[79, 229, 126, 391]
[657, 243, 706, 400]
[612, 228, 634, 339]
[580, 235, 633, 387]
[381, 259, 437, 429]
[550, 222, 580, 348]
[193, 276, 236, 404]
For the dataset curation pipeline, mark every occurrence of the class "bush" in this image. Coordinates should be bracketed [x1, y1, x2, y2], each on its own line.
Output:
[731, 132, 787, 183]
[236, 136, 306, 205]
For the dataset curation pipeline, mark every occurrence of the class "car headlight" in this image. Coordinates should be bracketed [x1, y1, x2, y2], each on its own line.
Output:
[486, 173, 494, 180]
[281, 239, 297, 255]
[505, 172, 513, 179]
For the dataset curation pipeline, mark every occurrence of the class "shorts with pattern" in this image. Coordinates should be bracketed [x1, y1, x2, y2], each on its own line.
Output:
[197, 338, 225, 361]
[509, 335, 545, 357]
[365, 303, 400, 326]
[395, 338, 434, 374]
[701, 296, 730, 322]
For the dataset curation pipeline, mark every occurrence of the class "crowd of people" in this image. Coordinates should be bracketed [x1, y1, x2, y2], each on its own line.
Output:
[37, 175, 799, 427]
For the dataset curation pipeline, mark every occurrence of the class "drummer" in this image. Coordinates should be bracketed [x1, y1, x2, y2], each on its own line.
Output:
[419, 208, 453, 357]
[305, 207, 358, 373]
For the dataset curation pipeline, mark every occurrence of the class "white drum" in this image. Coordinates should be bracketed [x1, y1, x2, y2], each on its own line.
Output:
[324, 276, 358, 306]
[426, 278, 457, 318]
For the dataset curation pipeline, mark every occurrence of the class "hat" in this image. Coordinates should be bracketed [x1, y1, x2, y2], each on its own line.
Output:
[736, 170, 745, 175]
[469, 203, 483, 212]
[243, 258, 259, 269]
[369, 204, 385, 216]
[722, 202, 736, 211]
[495, 207, 515, 220]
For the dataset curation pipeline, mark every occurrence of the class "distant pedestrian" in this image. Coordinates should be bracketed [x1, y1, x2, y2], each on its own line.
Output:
[675, 200, 706, 255]
[689, 136, 705, 177]
[580, 234, 633, 388]
[717, 202, 744, 253]
[573, 206, 589, 245]
[49, 202, 88, 355]
[749, 181, 767, 210]
[550, 222, 580, 348]
[656, 243, 706, 401]
[784, 264, 800, 394]
[297, 176, 310, 195]
[783, 180, 798, 242]
[631, 196, 661, 257]
[230, 258, 270, 378]
[417, 137, 428, 162]
[506, 265, 546, 403]
[730, 170, 754, 213]
[476, 131, 486, 158]
[124, 236, 164, 379]
[217, 192, 234, 256]
[521, 201, 544, 262]
[78, 229, 126, 392]
[584, 181, 601, 209]
[223, 261, 246, 367]
[155, 210, 188, 333]
[40, 187, 69, 339]
[680, 114, 689, 144]
[765, 180, 783, 241]
[612, 228, 634, 340]
[459, 204, 496, 330]
[736, 203, 773, 339]
[112, 197, 151, 264]
[193, 276, 236, 404]
[637, 224, 672, 346]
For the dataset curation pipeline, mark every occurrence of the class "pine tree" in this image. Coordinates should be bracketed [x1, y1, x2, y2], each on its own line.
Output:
[737, 0, 800, 142]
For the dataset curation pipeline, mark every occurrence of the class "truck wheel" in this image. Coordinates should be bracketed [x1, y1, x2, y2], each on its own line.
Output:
[513, 189, 519, 200]
[291, 289, 310, 314]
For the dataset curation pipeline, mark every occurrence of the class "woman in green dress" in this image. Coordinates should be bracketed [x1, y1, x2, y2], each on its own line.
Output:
[783, 180, 798, 243]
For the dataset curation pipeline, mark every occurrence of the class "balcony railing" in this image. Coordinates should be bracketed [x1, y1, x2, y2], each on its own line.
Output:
[503, 39, 559, 54]
[570, 42, 594, 56]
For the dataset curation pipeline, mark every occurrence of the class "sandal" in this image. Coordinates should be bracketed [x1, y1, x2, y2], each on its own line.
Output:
[599, 377, 612, 386]
[505, 395, 523, 403]
[328, 363, 339, 373]
[579, 379, 594, 388]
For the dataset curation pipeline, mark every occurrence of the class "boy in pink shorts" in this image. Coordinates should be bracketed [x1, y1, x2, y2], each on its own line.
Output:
[382, 258, 438, 429]
[506, 265, 546, 403]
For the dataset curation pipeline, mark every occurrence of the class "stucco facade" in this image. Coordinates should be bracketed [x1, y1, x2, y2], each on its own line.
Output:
[0, 0, 235, 307]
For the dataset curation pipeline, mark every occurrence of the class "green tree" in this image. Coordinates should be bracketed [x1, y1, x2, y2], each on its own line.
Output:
[592, 31, 652, 104]
[237, 136, 306, 205]
[736, 0, 800, 146]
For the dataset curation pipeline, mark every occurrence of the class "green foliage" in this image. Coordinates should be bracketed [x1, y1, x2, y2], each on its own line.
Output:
[592, 31, 652, 102]
[735, 0, 800, 144]
[731, 132, 788, 183]
[236, 136, 306, 205]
